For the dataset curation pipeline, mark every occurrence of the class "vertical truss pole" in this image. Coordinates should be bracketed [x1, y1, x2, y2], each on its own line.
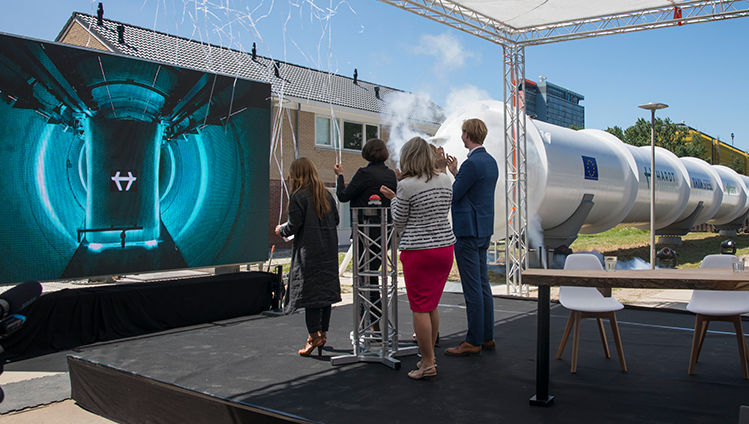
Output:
[331, 207, 418, 368]
[503, 44, 529, 296]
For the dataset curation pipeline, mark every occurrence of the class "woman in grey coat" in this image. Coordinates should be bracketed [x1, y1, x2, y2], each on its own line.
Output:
[276, 157, 341, 357]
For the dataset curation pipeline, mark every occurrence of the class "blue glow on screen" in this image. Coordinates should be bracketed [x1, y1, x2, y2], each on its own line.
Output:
[160, 144, 176, 202]
[35, 125, 76, 245]
[0, 32, 271, 284]
[176, 135, 208, 240]
[78, 144, 87, 191]
[87, 240, 159, 251]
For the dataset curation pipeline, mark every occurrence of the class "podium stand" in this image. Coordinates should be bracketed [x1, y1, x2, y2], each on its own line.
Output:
[331, 206, 418, 369]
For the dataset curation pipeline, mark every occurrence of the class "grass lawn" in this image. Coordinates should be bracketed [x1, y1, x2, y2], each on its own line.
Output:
[569, 227, 749, 269]
[282, 227, 749, 282]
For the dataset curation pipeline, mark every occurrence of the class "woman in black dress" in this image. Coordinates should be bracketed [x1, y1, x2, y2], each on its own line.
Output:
[334, 138, 397, 333]
[276, 158, 341, 357]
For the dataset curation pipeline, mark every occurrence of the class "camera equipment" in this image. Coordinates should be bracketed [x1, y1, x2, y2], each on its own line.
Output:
[0, 281, 43, 403]
[720, 240, 737, 255]
[656, 247, 678, 269]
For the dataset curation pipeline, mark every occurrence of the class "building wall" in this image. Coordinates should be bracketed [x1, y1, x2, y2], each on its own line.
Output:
[59, 22, 110, 51]
[524, 78, 585, 129]
[542, 82, 585, 129]
[686, 129, 747, 174]
[267, 105, 374, 249]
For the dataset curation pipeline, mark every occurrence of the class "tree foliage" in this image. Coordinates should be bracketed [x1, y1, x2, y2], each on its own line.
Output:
[731, 157, 745, 174]
[605, 117, 707, 159]
[605, 125, 625, 141]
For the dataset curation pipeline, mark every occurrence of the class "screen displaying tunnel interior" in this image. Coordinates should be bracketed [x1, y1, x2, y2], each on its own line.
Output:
[0, 32, 271, 285]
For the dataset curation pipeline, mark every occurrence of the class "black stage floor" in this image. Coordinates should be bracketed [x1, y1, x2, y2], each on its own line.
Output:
[64, 292, 749, 423]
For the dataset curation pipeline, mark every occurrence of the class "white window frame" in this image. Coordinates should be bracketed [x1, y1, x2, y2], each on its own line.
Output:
[315, 114, 378, 152]
[315, 115, 340, 148]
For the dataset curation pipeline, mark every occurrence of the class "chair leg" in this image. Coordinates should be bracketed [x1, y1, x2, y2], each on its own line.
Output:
[571, 311, 582, 373]
[608, 312, 627, 372]
[695, 316, 709, 363]
[729, 316, 749, 380]
[556, 312, 574, 359]
[596, 317, 611, 358]
[689, 315, 706, 375]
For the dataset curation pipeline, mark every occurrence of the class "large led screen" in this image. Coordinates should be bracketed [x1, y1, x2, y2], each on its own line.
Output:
[0, 32, 271, 284]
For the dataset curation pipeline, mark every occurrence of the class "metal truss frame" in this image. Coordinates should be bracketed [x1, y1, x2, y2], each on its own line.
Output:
[379, 0, 748, 293]
[331, 207, 418, 369]
[503, 44, 530, 296]
[377, 0, 749, 47]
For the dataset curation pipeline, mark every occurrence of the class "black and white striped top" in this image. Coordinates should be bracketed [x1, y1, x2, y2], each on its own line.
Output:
[391, 173, 456, 251]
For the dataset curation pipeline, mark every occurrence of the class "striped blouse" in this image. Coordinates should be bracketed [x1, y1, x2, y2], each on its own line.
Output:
[391, 172, 456, 250]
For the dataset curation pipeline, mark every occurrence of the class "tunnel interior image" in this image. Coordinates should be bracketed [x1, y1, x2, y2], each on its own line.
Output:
[0, 33, 270, 284]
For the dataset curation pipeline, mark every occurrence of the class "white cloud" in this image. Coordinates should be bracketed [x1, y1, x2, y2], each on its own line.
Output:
[414, 32, 476, 73]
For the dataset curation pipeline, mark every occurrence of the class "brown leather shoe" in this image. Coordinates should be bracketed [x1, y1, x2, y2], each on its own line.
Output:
[482, 340, 496, 351]
[445, 341, 482, 356]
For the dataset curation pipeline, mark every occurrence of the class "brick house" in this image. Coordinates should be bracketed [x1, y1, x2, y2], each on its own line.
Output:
[56, 11, 444, 250]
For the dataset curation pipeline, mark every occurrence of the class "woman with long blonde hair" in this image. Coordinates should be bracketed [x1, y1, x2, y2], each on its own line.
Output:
[276, 158, 341, 357]
[380, 137, 455, 380]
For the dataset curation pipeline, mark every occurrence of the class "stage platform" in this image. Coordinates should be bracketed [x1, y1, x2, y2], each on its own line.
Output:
[51, 292, 749, 424]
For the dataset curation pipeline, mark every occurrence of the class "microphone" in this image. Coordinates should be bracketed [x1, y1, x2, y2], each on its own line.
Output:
[0, 281, 42, 319]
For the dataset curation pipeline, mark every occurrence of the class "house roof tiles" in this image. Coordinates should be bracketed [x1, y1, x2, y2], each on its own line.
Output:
[59, 13, 444, 125]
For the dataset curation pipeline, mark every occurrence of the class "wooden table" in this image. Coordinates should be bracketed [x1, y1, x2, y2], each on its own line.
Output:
[522, 267, 749, 407]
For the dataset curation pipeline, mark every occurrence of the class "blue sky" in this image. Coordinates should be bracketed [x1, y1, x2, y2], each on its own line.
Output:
[2, 0, 748, 151]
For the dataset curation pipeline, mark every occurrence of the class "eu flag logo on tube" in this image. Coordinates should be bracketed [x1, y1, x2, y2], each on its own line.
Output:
[582, 156, 598, 181]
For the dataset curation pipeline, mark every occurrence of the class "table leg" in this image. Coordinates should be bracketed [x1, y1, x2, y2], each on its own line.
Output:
[530, 285, 554, 406]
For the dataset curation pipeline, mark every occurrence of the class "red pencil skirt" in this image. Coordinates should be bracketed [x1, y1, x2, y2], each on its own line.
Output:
[400, 244, 454, 313]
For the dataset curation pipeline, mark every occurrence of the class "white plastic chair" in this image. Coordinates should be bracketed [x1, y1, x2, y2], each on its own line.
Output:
[556, 253, 627, 373]
[687, 254, 749, 379]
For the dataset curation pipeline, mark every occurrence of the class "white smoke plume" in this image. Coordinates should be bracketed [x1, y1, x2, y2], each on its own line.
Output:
[443, 85, 492, 116]
[381, 91, 441, 166]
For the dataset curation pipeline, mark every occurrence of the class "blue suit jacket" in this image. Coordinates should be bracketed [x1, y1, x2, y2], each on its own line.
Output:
[451, 146, 499, 238]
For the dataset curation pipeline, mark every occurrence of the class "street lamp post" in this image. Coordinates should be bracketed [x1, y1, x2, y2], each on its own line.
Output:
[638, 102, 669, 270]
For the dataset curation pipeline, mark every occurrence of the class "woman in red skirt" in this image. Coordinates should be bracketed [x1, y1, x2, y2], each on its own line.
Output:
[380, 137, 455, 381]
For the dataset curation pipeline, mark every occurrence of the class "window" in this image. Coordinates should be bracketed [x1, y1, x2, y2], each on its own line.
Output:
[316, 116, 378, 151]
[342, 121, 379, 150]
[366, 124, 378, 140]
[315, 116, 339, 147]
[343, 121, 363, 150]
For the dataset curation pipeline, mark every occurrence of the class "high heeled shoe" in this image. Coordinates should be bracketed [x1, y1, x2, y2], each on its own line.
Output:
[416, 359, 436, 369]
[408, 365, 437, 381]
[317, 331, 327, 355]
[299, 332, 325, 357]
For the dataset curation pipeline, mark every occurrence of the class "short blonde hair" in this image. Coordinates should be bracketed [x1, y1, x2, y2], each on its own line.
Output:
[462, 118, 488, 144]
[400, 137, 436, 182]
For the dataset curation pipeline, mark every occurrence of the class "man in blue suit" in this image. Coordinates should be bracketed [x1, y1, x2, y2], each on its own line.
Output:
[445, 118, 499, 356]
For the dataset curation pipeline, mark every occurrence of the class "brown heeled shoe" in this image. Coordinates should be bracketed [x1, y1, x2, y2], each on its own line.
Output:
[299, 332, 325, 357]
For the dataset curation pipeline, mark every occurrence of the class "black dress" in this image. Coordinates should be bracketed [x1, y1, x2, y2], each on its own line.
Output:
[278, 188, 341, 313]
[336, 162, 397, 323]
[336, 162, 397, 211]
